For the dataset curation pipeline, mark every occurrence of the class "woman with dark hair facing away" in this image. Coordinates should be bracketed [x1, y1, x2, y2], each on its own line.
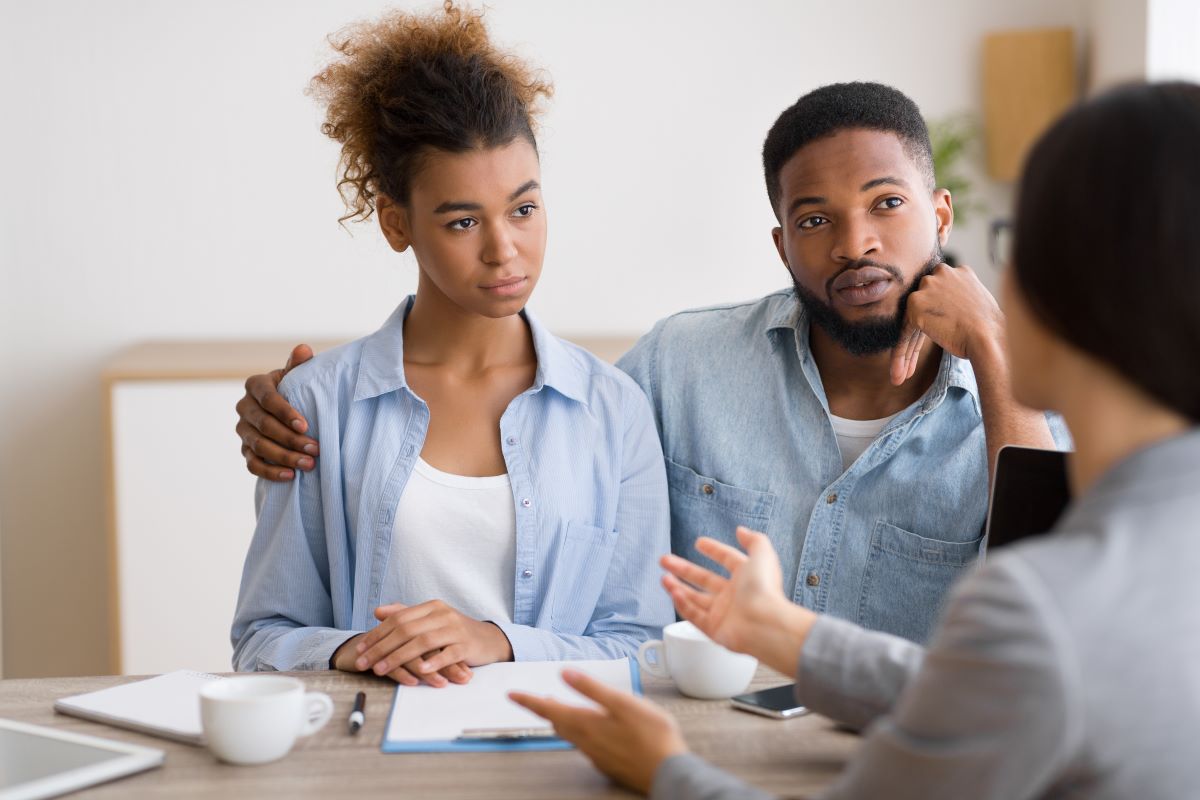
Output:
[514, 81, 1200, 797]
[231, 2, 672, 685]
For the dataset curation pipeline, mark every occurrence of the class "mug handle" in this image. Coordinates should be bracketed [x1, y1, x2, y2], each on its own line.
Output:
[298, 692, 335, 737]
[637, 640, 670, 679]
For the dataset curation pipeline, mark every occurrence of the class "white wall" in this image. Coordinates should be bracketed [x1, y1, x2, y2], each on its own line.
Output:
[0, 0, 1093, 677]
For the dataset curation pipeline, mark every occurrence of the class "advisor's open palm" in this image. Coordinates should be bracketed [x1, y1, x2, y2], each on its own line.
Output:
[660, 526, 786, 655]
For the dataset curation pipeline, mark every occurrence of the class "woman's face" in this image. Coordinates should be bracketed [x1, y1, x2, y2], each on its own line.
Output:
[379, 139, 546, 319]
[1001, 268, 1060, 411]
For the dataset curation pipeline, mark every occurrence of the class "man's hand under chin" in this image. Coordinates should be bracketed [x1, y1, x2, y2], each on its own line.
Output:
[889, 263, 1004, 386]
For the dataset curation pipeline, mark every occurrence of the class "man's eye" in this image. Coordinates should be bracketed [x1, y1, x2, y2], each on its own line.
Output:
[449, 218, 476, 230]
[876, 197, 904, 210]
[798, 215, 828, 230]
[513, 203, 537, 218]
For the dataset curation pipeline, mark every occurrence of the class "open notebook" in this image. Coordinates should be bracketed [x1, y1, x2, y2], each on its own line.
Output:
[383, 658, 640, 753]
[54, 670, 223, 745]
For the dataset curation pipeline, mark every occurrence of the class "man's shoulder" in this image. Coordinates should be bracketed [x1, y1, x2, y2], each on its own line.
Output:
[652, 289, 796, 340]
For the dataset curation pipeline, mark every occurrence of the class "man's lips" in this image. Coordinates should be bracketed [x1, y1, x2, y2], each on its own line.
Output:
[830, 267, 895, 307]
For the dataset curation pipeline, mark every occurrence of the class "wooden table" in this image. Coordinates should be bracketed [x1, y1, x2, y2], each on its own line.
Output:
[0, 668, 857, 799]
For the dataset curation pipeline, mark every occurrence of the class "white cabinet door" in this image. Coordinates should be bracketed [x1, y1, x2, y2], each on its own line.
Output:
[112, 380, 257, 675]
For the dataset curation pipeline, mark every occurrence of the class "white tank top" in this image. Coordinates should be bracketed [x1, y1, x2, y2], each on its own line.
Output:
[381, 458, 516, 623]
[829, 411, 900, 471]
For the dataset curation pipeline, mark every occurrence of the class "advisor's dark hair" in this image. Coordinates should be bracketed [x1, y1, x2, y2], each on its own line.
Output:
[762, 82, 934, 219]
[308, 1, 552, 223]
[1015, 81, 1200, 421]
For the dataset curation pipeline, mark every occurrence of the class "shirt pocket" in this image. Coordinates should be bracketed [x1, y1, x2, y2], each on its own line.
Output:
[665, 458, 776, 557]
[856, 521, 982, 644]
[549, 521, 620, 635]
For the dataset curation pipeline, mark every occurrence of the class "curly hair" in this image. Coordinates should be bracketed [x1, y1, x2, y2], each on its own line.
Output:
[308, 1, 553, 224]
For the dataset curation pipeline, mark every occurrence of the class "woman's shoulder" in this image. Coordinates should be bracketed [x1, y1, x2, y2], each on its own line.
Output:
[542, 334, 651, 409]
[276, 337, 369, 409]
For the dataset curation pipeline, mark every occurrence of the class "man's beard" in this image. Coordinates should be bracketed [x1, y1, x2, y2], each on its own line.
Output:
[793, 245, 942, 357]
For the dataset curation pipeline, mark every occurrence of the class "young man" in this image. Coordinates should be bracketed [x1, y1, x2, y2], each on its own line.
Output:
[235, 83, 1063, 643]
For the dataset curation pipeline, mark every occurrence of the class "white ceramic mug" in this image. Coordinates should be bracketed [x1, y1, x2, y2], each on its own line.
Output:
[637, 620, 757, 699]
[199, 676, 334, 765]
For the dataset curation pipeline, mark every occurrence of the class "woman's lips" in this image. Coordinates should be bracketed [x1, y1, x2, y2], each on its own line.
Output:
[480, 276, 527, 297]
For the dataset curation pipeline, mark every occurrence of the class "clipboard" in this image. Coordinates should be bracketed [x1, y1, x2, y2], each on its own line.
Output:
[381, 658, 642, 753]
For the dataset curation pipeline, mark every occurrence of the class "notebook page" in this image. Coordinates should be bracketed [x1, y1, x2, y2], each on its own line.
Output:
[385, 659, 632, 744]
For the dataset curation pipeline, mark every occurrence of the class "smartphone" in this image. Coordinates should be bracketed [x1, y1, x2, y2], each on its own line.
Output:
[729, 684, 810, 719]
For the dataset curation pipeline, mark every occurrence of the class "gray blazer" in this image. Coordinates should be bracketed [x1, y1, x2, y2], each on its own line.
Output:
[654, 428, 1200, 799]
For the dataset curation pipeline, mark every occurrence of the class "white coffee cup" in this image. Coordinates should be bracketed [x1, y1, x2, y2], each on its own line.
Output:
[637, 620, 757, 699]
[199, 676, 334, 765]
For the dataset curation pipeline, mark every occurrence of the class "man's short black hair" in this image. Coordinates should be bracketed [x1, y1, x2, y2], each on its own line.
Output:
[762, 82, 934, 219]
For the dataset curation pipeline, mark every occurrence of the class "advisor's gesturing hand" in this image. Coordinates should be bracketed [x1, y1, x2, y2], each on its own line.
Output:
[355, 600, 513, 683]
[510, 668, 687, 795]
[661, 527, 816, 675]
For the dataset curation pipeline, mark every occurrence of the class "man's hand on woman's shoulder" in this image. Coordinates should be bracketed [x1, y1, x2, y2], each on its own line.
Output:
[235, 343, 319, 481]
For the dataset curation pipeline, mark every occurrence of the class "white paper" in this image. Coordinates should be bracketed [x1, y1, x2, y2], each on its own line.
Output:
[384, 659, 633, 743]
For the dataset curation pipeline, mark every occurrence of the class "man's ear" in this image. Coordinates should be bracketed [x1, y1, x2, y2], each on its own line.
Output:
[933, 188, 954, 248]
[771, 226, 789, 268]
[377, 195, 412, 253]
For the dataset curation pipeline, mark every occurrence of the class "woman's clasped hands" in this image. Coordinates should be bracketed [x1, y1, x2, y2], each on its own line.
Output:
[333, 599, 514, 687]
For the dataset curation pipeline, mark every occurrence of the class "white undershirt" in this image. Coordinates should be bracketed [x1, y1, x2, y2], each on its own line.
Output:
[382, 458, 516, 624]
[829, 412, 900, 471]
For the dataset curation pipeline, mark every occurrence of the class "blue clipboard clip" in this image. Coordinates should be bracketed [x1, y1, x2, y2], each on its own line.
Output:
[456, 726, 558, 742]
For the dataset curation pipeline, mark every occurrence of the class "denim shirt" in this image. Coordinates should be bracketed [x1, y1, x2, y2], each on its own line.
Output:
[232, 298, 673, 671]
[618, 289, 1067, 643]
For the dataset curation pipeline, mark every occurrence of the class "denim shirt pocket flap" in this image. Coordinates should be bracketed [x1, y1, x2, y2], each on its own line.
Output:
[665, 458, 776, 522]
[856, 521, 983, 643]
[549, 521, 620, 635]
[871, 521, 983, 566]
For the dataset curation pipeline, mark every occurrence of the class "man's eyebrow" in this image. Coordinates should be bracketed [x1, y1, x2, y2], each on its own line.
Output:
[860, 176, 909, 192]
[787, 195, 825, 217]
[433, 180, 541, 214]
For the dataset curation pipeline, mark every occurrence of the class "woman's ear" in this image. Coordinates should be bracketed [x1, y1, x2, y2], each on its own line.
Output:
[933, 188, 953, 247]
[377, 195, 412, 253]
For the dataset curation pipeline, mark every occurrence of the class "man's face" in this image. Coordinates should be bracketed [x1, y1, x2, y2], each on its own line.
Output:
[771, 128, 953, 355]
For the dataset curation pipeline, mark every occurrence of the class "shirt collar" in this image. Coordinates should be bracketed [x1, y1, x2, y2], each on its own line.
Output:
[354, 296, 590, 405]
[765, 288, 981, 415]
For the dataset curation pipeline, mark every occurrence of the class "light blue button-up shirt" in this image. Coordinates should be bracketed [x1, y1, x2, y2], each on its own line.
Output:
[617, 289, 1068, 643]
[232, 298, 673, 672]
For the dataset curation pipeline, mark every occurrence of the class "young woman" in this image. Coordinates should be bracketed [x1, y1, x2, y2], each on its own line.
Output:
[514, 81, 1200, 797]
[231, 2, 672, 687]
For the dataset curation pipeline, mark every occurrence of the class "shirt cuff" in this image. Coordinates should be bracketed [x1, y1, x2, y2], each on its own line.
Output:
[491, 621, 546, 662]
[651, 753, 776, 800]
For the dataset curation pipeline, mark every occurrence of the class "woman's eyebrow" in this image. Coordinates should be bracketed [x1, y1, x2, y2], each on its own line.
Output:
[433, 179, 541, 214]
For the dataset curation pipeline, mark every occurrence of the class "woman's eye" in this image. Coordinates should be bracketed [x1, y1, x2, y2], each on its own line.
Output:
[513, 203, 537, 218]
[876, 196, 904, 210]
[449, 217, 476, 230]
[798, 215, 828, 230]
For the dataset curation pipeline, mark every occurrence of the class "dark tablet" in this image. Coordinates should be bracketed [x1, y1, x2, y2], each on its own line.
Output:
[985, 445, 1071, 550]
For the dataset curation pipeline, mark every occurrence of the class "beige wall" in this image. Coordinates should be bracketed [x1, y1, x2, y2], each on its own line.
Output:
[2, 0, 1102, 677]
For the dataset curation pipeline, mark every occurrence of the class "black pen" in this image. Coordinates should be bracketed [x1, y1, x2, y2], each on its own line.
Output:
[348, 691, 366, 735]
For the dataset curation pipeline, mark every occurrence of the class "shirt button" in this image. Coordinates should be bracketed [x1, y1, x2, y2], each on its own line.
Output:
[521, 569, 533, 579]
[521, 498, 532, 508]
[506, 436, 518, 446]
[826, 493, 838, 504]
[806, 573, 820, 587]
[701, 484, 715, 495]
